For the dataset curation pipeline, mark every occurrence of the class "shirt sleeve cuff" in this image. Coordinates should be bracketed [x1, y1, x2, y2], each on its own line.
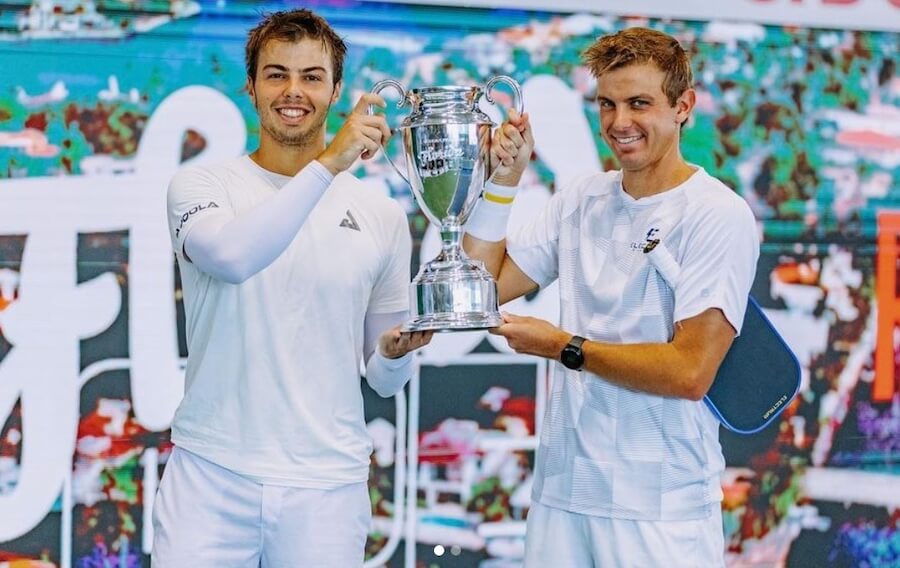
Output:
[377, 348, 413, 369]
[308, 160, 336, 185]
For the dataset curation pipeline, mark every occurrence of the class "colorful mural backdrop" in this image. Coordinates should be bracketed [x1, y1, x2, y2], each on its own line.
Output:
[0, 0, 898, 566]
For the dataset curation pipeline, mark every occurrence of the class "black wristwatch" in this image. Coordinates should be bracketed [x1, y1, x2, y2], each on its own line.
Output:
[560, 335, 586, 371]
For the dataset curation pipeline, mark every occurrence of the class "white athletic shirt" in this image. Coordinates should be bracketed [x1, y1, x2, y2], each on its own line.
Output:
[167, 156, 410, 488]
[508, 167, 759, 521]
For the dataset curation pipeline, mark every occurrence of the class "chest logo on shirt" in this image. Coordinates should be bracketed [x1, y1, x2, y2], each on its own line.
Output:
[339, 209, 361, 232]
[630, 227, 660, 253]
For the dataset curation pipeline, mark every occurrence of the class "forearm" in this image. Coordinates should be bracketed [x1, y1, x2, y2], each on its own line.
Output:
[462, 234, 507, 279]
[365, 349, 413, 398]
[580, 341, 715, 401]
[463, 184, 541, 304]
[463, 183, 518, 279]
[497, 312, 728, 401]
[185, 161, 332, 283]
[578, 310, 736, 400]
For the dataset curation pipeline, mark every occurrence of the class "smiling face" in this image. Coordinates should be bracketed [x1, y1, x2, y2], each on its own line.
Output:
[247, 37, 341, 151]
[596, 62, 694, 179]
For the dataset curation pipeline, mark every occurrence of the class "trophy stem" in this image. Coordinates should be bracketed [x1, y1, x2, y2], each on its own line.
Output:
[439, 222, 464, 262]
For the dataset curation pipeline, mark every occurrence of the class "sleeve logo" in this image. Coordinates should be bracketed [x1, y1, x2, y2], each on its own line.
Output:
[175, 201, 219, 237]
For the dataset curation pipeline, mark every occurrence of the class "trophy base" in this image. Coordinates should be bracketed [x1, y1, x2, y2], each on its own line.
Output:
[403, 257, 502, 333]
[403, 312, 503, 332]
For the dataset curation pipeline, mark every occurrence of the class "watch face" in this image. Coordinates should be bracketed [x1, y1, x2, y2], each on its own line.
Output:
[561, 346, 583, 370]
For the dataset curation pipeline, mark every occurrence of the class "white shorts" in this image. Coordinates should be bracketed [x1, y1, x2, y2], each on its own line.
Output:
[524, 501, 725, 568]
[151, 446, 371, 568]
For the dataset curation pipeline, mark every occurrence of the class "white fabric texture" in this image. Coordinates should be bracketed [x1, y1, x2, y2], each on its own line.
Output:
[524, 500, 725, 567]
[508, 167, 759, 521]
[166, 155, 410, 489]
[152, 446, 371, 568]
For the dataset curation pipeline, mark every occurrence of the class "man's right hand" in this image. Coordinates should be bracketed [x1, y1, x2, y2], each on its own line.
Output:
[317, 93, 393, 176]
[490, 109, 534, 187]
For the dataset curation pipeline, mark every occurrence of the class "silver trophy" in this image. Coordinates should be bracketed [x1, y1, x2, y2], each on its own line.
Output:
[371, 76, 523, 332]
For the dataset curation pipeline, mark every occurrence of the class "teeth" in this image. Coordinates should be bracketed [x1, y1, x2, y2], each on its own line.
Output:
[279, 108, 306, 118]
[616, 135, 642, 144]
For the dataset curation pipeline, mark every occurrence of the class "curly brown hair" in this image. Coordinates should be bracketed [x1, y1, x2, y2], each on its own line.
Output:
[582, 27, 693, 106]
[245, 9, 347, 86]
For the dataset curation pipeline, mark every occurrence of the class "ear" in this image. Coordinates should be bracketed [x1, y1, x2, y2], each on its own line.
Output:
[674, 88, 696, 125]
[246, 76, 256, 105]
[331, 80, 343, 105]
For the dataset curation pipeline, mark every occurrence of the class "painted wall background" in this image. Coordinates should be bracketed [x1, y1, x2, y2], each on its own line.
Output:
[0, 0, 898, 566]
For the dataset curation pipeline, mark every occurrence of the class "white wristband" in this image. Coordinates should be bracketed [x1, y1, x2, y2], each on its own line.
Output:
[465, 183, 517, 242]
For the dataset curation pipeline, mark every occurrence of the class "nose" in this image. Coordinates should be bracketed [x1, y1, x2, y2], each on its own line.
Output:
[283, 75, 305, 99]
[610, 106, 632, 131]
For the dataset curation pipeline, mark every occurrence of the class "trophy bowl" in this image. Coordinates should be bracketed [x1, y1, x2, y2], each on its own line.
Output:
[372, 77, 523, 332]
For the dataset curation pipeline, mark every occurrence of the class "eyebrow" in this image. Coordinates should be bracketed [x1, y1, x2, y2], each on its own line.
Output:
[597, 94, 655, 102]
[261, 64, 328, 74]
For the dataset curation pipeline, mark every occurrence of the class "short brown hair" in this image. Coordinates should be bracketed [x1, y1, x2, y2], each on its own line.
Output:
[582, 27, 693, 106]
[245, 9, 347, 86]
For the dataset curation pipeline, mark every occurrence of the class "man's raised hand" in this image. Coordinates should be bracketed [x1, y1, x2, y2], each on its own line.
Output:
[317, 93, 393, 175]
[490, 109, 534, 187]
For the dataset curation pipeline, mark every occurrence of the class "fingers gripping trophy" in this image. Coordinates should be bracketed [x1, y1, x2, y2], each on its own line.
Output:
[371, 76, 523, 332]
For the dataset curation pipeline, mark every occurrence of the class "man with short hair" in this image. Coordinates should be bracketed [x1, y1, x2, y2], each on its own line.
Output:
[465, 27, 759, 566]
[153, 9, 431, 567]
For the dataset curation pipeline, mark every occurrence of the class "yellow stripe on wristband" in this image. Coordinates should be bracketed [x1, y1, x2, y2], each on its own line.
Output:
[483, 191, 515, 205]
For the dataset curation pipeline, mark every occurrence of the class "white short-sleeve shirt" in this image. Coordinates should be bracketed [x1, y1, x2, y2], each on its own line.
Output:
[166, 156, 410, 488]
[508, 167, 759, 520]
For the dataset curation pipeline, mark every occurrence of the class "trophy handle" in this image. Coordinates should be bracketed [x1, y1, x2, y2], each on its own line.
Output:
[483, 76, 524, 185]
[369, 79, 411, 186]
[484, 75, 524, 116]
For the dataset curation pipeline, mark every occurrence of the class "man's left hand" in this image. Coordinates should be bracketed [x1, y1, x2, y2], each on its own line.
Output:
[379, 326, 434, 359]
[489, 312, 571, 359]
